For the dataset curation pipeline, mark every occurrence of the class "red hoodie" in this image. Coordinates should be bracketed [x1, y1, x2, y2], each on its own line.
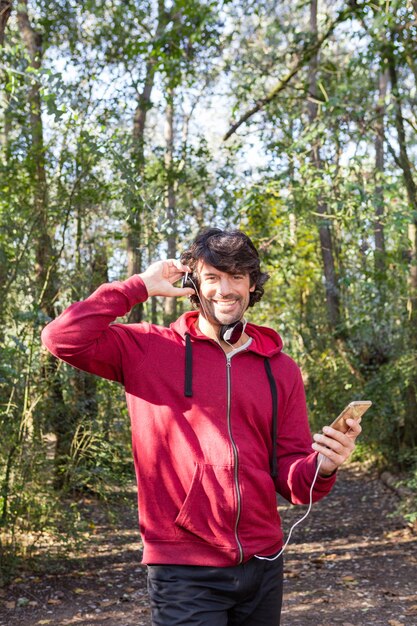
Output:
[41, 274, 336, 566]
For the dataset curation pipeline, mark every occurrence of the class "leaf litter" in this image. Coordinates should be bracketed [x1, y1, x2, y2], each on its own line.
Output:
[0, 463, 416, 626]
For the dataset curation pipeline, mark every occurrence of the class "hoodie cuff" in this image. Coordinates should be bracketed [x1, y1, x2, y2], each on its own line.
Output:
[117, 274, 149, 307]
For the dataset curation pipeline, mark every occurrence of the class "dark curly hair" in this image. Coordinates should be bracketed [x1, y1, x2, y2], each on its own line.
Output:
[180, 228, 269, 308]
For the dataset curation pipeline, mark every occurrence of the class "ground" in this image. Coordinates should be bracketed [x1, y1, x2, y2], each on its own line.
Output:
[1, 463, 416, 626]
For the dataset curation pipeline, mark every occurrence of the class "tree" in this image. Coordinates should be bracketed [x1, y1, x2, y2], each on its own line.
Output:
[307, 0, 341, 332]
[0, 0, 12, 45]
[128, 0, 168, 323]
[373, 69, 388, 280]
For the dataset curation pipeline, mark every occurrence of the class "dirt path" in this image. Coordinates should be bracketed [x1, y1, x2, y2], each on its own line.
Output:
[279, 464, 417, 626]
[1, 464, 416, 626]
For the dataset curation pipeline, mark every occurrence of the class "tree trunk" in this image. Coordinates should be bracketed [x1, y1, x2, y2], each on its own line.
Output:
[128, 0, 167, 323]
[386, 37, 417, 449]
[0, 0, 12, 46]
[17, 0, 59, 318]
[54, 234, 108, 489]
[307, 1, 366, 381]
[163, 89, 178, 325]
[411, 0, 417, 22]
[387, 43, 417, 346]
[374, 69, 388, 279]
[17, 2, 69, 475]
[54, 243, 108, 489]
[308, 0, 341, 332]
[0, 82, 10, 338]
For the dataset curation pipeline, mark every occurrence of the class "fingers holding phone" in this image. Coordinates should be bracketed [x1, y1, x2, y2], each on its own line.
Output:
[140, 260, 195, 298]
[312, 401, 371, 476]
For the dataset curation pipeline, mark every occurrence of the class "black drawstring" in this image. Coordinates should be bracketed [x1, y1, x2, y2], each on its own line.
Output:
[184, 333, 193, 397]
[264, 358, 278, 478]
[184, 335, 278, 478]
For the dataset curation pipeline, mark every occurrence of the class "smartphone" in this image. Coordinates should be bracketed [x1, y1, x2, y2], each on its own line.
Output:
[329, 400, 372, 433]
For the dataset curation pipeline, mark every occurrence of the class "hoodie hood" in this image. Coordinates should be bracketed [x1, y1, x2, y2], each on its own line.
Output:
[171, 310, 283, 358]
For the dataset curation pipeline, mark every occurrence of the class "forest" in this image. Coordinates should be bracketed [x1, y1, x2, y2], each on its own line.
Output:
[1, 0, 417, 586]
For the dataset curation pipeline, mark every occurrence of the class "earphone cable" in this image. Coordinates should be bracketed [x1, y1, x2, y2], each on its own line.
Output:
[254, 454, 324, 562]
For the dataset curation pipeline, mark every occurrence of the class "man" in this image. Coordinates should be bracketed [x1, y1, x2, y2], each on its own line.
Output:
[41, 228, 361, 625]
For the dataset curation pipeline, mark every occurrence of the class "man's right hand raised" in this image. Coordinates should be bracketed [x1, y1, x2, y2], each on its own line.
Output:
[139, 260, 196, 298]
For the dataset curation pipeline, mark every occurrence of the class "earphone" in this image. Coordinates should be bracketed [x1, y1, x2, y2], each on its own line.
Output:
[220, 320, 246, 344]
[182, 271, 246, 345]
[181, 271, 196, 292]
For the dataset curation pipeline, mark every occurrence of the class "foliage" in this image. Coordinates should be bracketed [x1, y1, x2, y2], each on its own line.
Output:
[397, 464, 417, 525]
[1, 0, 417, 571]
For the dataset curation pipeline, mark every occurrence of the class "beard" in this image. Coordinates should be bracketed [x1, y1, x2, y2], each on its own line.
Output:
[198, 294, 248, 327]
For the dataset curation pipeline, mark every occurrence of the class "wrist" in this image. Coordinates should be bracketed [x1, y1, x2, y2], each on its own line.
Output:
[138, 272, 155, 297]
[319, 468, 337, 478]
[317, 454, 337, 477]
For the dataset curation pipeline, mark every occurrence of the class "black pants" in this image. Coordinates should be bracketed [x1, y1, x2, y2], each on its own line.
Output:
[147, 555, 283, 626]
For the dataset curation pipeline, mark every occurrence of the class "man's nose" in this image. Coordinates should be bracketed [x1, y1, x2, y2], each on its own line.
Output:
[217, 277, 233, 296]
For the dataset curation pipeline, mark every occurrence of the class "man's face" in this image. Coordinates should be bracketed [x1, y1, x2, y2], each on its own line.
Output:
[196, 261, 255, 327]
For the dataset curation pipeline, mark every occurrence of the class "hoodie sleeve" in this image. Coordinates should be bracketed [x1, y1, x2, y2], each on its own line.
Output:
[41, 275, 149, 384]
[274, 363, 337, 504]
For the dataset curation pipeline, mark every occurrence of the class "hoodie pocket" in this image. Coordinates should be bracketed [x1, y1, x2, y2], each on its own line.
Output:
[239, 463, 280, 526]
[174, 463, 237, 547]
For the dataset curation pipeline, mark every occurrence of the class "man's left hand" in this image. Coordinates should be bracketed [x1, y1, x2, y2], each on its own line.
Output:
[312, 418, 362, 476]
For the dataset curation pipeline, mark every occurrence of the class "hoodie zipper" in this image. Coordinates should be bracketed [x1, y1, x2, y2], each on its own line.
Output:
[226, 356, 244, 564]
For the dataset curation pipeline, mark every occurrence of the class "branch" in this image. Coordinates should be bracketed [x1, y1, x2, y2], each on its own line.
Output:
[223, 6, 357, 141]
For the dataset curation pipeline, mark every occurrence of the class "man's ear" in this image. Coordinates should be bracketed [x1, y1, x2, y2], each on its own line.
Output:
[249, 283, 256, 292]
